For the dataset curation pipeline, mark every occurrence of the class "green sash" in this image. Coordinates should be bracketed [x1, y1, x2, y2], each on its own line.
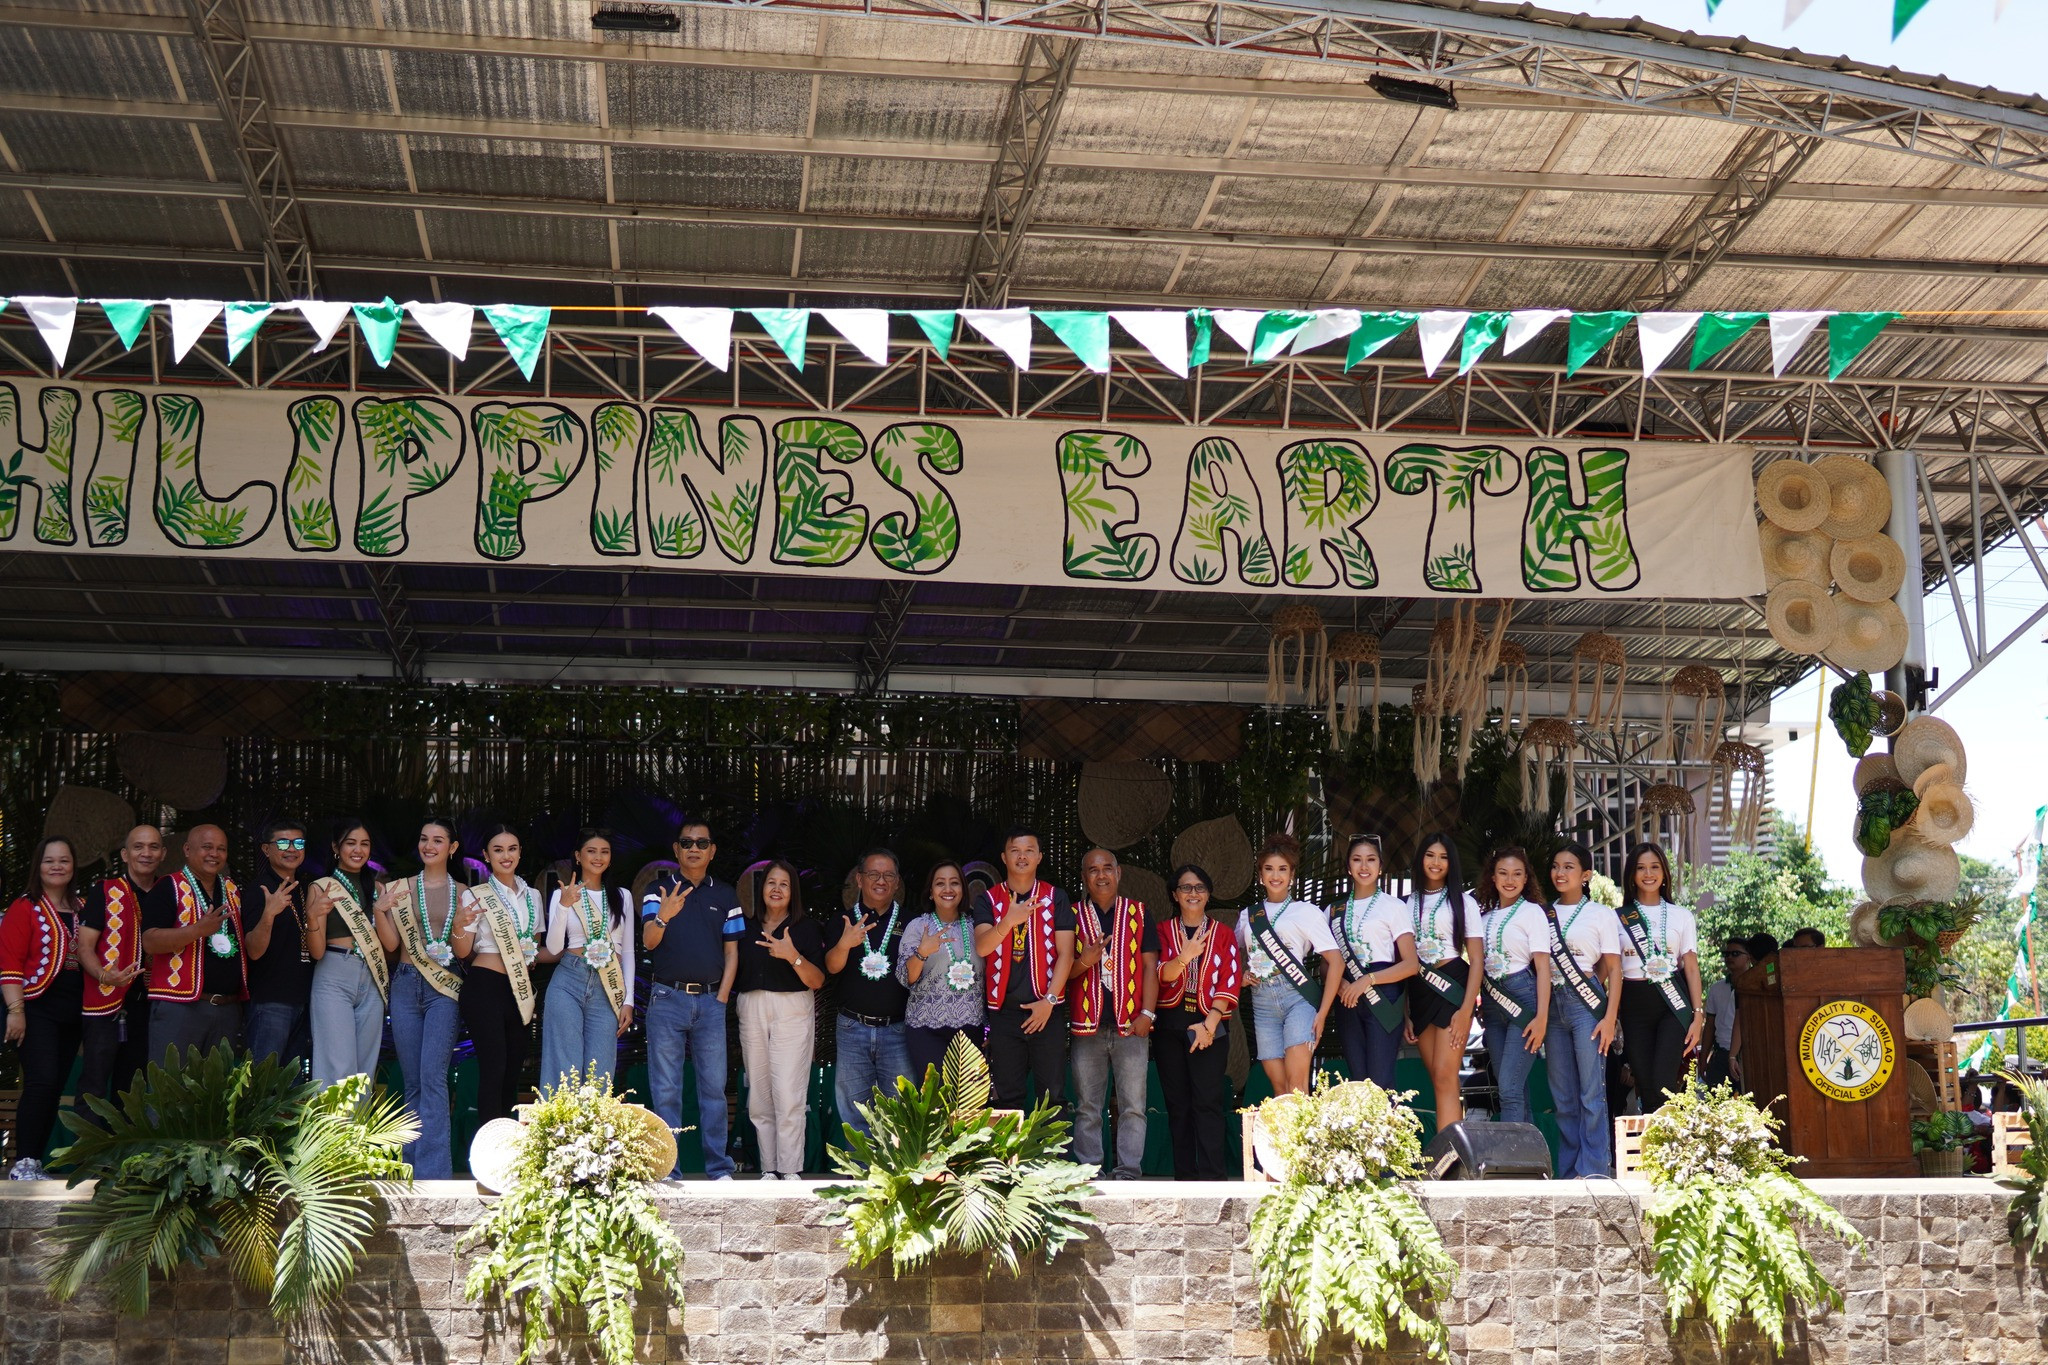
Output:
[1546, 905, 1609, 1015]
[1332, 896, 1408, 1032]
[1249, 902, 1322, 1008]
[1619, 905, 1694, 1027]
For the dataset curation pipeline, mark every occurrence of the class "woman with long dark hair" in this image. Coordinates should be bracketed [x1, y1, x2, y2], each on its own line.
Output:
[896, 860, 982, 1083]
[1, 836, 85, 1179]
[454, 824, 545, 1124]
[1476, 846, 1550, 1128]
[1327, 834, 1418, 1091]
[1615, 841, 1704, 1112]
[540, 828, 636, 1091]
[734, 860, 825, 1178]
[307, 817, 396, 1088]
[1403, 833, 1485, 1128]
[1237, 831, 1342, 1097]
[1543, 841, 1624, 1178]
[1153, 862, 1241, 1179]
[373, 817, 465, 1179]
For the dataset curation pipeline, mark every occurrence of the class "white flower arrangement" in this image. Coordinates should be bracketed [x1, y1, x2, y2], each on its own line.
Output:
[1263, 1079, 1426, 1185]
[1588, 871, 1624, 909]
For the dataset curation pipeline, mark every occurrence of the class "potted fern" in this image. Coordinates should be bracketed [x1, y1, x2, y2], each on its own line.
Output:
[1910, 1111, 1976, 1177]
[819, 1034, 1097, 1275]
[1639, 1076, 1864, 1354]
[1246, 1080, 1456, 1359]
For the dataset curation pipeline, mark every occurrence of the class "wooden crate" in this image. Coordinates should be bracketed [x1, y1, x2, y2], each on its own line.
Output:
[1614, 1114, 1652, 1178]
[1994, 1111, 2034, 1177]
[1907, 1039, 1963, 1114]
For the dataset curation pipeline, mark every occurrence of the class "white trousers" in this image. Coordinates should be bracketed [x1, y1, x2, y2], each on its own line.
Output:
[737, 989, 816, 1176]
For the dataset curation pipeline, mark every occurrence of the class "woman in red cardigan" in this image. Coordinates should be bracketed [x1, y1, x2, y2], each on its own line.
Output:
[2, 836, 88, 1179]
[1152, 862, 1243, 1179]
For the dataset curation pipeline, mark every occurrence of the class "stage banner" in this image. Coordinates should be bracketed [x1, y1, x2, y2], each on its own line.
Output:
[0, 382, 1764, 599]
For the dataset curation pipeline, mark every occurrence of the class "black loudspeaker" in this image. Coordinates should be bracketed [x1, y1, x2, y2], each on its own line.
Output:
[1424, 1121, 1553, 1180]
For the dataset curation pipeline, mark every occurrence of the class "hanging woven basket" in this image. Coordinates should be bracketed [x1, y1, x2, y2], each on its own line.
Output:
[1077, 761, 1173, 850]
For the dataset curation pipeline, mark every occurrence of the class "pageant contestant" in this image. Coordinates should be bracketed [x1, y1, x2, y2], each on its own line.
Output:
[1544, 842, 1624, 1179]
[1404, 833, 1484, 1127]
[540, 828, 636, 1090]
[896, 859, 983, 1083]
[306, 818, 393, 1088]
[825, 848, 912, 1140]
[734, 861, 826, 1179]
[1615, 842, 1704, 1111]
[1477, 847, 1549, 1127]
[1153, 862, 1241, 1179]
[1328, 834, 1418, 1091]
[376, 818, 465, 1180]
[642, 818, 743, 1180]
[243, 820, 316, 1070]
[1067, 848, 1158, 1181]
[453, 825, 544, 1125]
[1, 837, 85, 1178]
[75, 824, 160, 1113]
[141, 825, 248, 1056]
[971, 827, 1077, 1119]
[1238, 832, 1342, 1098]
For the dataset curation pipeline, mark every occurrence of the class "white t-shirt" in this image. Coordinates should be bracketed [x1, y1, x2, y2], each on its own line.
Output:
[462, 876, 543, 958]
[1705, 978, 1738, 1050]
[1238, 900, 1340, 983]
[1547, 900, 1623, 975]
[1480, 901, 1547, 976]
[1616, 901, 1700, 981]
[545, 886, 637, 1001]
[1410, 888, 1484, 963]
[1331, 891, 1410, 966]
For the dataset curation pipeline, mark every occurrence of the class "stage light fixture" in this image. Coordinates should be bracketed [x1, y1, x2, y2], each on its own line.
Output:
[1368, 73, 1459, 111]
[591, 7, 682, 32]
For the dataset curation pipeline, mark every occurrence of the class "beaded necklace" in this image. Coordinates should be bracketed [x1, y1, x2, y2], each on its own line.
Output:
[188, 865, 237, 959]
[860, 902, 903, 981]
[416, 874, 457, 967]
[1484, 897, 1526, 977]
[576, 885, 613, 966]
[1414, 888, 1451, 962]
[935, 913, 975, 992]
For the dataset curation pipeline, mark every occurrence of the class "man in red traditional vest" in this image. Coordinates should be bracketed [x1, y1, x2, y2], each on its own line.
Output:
[75, 824, 161, 1111]
[970, 826, 1076, 1121]
[1067, 848, 1158, 1180]
[141, 825, 249, 1058]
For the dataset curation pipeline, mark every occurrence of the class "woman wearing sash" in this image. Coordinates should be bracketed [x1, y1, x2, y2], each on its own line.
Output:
[1328, 835, 1419, 1091]
[1615, 842, 1703, 1112]
[307, 817, 395, 1088]
[735, 860, 826, 1178]
[2, 837, 86, 1178]
[1403, 833, 1484, 1127]
[540, 828, 636, 1092]
[1237, 832, 1343, 1098]
[897, 860, 982, 1084]
[1154, 863, 1241, 1179]
[1543, 841, 1625, 1179]
[374, 818, 466, 1180]
[1476, 847, 1550, 1127]
[453, 825, 544, 1125]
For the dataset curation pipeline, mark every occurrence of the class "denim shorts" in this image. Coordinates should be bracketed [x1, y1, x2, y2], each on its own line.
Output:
[1249, 981, 1319, 1061]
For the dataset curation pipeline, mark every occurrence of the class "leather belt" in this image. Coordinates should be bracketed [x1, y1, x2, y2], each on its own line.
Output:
[656, 976, 720, 994]
[840, 1009, 903, 1028]
[199, 993, 239, 1006]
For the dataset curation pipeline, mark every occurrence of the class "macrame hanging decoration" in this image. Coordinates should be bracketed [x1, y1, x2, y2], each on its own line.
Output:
[1637, 781, 1698, 848]
[1665, 665, 1726, 765]
[1420, 600, 1514, 782]
[1568, 630, 1628, 730]
[1710, 739, 1768, 849]
[1412, 682, 1447, 788]
[1266, 604, 1328, 708]
[1520, 718, 1579, 820]
[1325, 630, 1382, 745]
[1494, 641, 1531, 735]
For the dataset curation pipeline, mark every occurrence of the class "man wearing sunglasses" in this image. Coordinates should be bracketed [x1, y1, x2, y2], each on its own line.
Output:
[243, 819, 316, 1070]
[642, 818, 744, 1180]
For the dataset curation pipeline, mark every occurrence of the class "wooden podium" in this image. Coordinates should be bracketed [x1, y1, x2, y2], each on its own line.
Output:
[1734, 946, 1916, 1177]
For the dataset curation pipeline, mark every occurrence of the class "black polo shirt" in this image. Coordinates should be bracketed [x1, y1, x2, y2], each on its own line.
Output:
[968, 885, 1077, 1005]
[734, 915, 827, 994]
[831, 901, 912, 1022]
[246, 869, 314, 1007]
[641, 871, 744, 986]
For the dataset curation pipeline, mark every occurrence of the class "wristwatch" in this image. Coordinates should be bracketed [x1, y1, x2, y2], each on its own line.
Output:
[1140, 1009, 1156, 1020]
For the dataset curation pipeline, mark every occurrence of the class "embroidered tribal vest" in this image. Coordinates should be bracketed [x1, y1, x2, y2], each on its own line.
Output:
[148, 871, 246, 1003]
[1156, 917, 1241, 1016]
[1069, 896, 1145, 1037]
[983, 881, 1058, 1010]
[84, 876, 143, 1016]
[0, 896, 73, 999]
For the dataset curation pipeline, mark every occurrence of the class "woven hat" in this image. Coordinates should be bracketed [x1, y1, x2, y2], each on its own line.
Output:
[117, 732, 228, 810]
[1765, 580, 1839, 656]
[1905, 1059, 1939, 1116]
[1759, 523, 1833, 586]
[1826, 598, 1907, 674]
[1830, 533, 1907, 603]
[1894, 715, 1967, 787]
[1904, 997, 1956, 1043]
[1853, 753, 1902, 796]
[1078, 761, 1172, 850]
[619, 1103, 680, 1181]
[1755, 459, 1831, 532]
[1169, 814, 1256, 901]
[42, 785, 138, 866]
[1815, 454, 1891, 540]
[1863, 827, 1962, 904]
[468, 1117, 527, 1193]
[1910, 765, 1974, 845]
[1117, 864, 1169, 922]
[1847, 901, 1897, 948]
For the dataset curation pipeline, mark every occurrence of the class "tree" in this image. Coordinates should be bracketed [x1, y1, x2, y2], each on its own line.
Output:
[1685, 816, 1855, 953]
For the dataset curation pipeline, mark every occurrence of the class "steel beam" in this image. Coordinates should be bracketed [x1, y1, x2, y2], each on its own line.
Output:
[1626, 127, 1824, 310]
[962, 36, 1082, 308]
[361, 564, 426, 683]
[853, 581, 918, 695]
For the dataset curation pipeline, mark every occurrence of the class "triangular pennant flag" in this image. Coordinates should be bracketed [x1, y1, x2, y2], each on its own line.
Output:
[649, 306, 732, 371]
[820, 308, 890, 366]
[169, 298, 224, 363]
[1784, 0, 1816, 21]
[1893, 0, 1931, 37]
[483, 304, 550, 380]
[908, 310, 956, 361]
[18, 296, 76, 369]
[1458, 312, 1510, 375]
[1111, 311, 1189, 378]
[1040, 311, 1111, 374]
[1249, 310, 1314, 364]
[1567, 310, 1634, 376]
[1289, 309, 1361, 355]
[1636, 311, 1700, 377]
[352, 298, 402, 368]
[1706, 0, 1723, 12]
[961, 308, 1032, 370]
[1416, 310, 1469, 378]
[1691, 311, 1766, 369]
[225, 302, 274, 362]
[1345, 311, 1416, 369]
[1188, 308, 1214, 369]
[748, 307, 810, 370]
[1827, 312, 1900, 380]
[295, 300, 352, 352]
[1768, 310, 1830, 376]
[98, 300, 152, 351]
[406, 300, 476, 361]
[1211, 309, 1264, 358]
[1503, 309, 1566, 356]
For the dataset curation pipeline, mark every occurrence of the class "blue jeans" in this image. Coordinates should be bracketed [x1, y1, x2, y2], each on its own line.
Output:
[389, 965, 459, 1180]
[309, 950, 385, 1087]
[541, 955, 620, 1092]
[833, 1015, 910, 1140]
[646, 985, 733, 1179]
[1248, 982, 1318, 1061]
[1547, 985, 1612, 1179]
[243, 1000, 310, 1073]
[1482, 968, 1541, 1125]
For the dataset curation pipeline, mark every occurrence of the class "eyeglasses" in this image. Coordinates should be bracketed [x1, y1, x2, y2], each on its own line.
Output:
[270, 838, 307, 851]
[675, 837, 713, 850]
[1174, 883, 1208, 894]
[860, 869, 898, 881]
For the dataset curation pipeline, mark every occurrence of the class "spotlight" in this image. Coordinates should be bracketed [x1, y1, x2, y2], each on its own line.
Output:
[592, 7, 682, 32]
[1369, 73, 1459, 111]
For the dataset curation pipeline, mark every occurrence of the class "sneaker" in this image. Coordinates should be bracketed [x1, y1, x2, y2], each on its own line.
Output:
[759, 1171, 779, 1181]
[7, 1158, 46, 1181]
[710, 1173, 734, 1182]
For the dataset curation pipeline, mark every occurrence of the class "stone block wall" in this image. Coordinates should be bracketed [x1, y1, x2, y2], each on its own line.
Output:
[2, 1178, 2041, 1363]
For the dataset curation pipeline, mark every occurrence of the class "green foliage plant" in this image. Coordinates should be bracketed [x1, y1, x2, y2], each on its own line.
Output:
[2001, 1070, 2048, 1259]
[820, 1033, 1097, 1275]
[1246, 1079, 1456, 1359]
[1910, 1111, 1976, 1154]
[1828, 671, 1881, 757]
[1878, 893, 1984, 998]
[1639, 1076, 1864, 1354]
[44, 1043, 415, 1318]
[461, 1068, 687, 1365]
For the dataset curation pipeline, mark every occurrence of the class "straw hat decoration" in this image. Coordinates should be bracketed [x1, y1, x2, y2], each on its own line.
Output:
[1853, 752, 1903, 796]
[1893, 715, 1967, 787]
[1077, 761, 1173, 850]
[1169, 814, 1256, 901]
[1830, 534, 1907, 603]
[1814, 454, 1891, 540]
[467, 1117, 526, 1194]
[1765, 580, 1838, 656]
[1325, 630, 1382, 743]
[1910, 762, 1974, 846]
[1759, 522, 1834, 587]
[117, 732, 228, 810]
[1826, 597, 1908, 674]
[1116, 864, 1170, 921]
[1664, 665, 1724, 765]
[1847, 900, 1902, 949]
[1567, 629, 1627, 731]
[42, 785, 139, 867]
[1266, 604, 1328, 707]
[1755, 458, 1831, 532]
[1904, 996, 1956, 1044]
[1862, 826, 1963, 905]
